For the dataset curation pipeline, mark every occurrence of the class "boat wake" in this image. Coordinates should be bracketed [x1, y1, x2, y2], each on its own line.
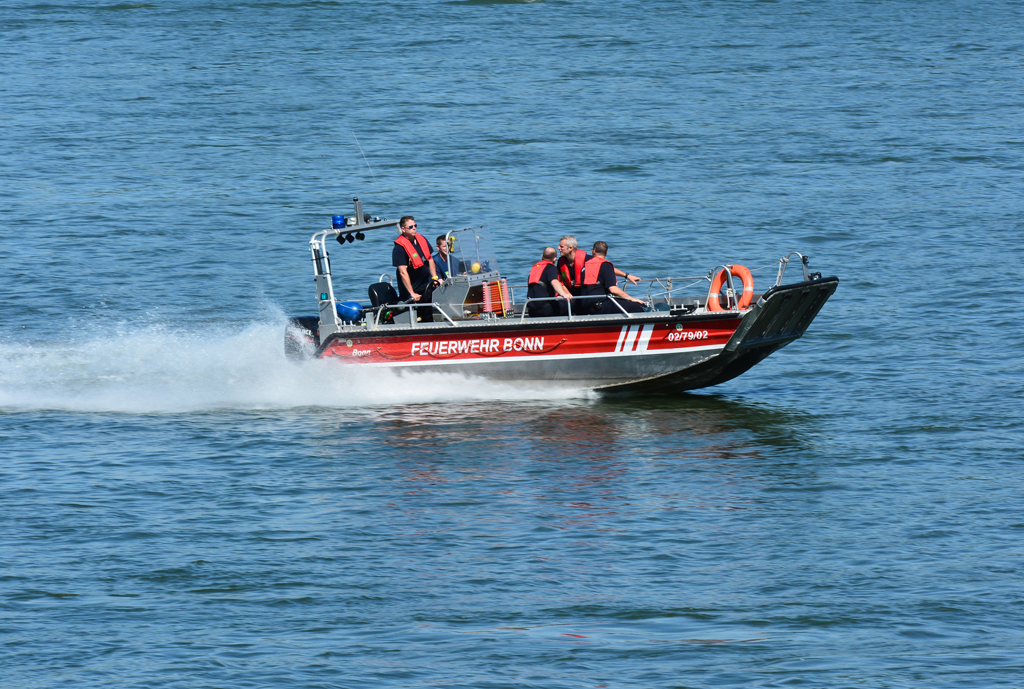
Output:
[0, 318, 593, 414]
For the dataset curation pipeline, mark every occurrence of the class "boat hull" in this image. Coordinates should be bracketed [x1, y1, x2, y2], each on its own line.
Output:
[306, 277, 839, 392]
[611, 276, 840, 391]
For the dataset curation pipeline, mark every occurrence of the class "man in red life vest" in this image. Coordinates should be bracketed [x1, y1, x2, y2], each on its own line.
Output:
[526, 247, 573, 317]
[581, 241, 647, 315]
[393, 216, 440, 321]
[557, 235, 640, 296]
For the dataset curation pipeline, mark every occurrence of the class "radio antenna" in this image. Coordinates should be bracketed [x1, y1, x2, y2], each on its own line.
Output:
[352, 133, 381, 195]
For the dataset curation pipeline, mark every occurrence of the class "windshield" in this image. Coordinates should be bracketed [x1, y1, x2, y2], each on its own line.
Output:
[445, 226, 501, 283]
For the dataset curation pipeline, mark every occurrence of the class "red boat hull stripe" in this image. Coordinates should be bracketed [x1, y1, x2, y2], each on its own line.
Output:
[319, 319, 738, 371]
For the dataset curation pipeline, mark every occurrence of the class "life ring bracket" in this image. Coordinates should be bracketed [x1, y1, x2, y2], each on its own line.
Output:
[707, 264, 754, 311]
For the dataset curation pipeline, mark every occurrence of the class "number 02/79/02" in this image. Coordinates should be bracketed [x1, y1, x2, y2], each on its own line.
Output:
[666, 330, 709, 342]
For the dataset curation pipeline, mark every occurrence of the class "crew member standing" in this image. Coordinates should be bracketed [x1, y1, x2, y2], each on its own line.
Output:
[581, 241, 646, 315]
[526, 247, 573, 317]
[393, 216, 440, 322]
[557, 235, 640, 297]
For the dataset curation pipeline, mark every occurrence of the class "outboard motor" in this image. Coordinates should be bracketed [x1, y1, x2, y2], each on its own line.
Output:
[284, 316, 320, 361]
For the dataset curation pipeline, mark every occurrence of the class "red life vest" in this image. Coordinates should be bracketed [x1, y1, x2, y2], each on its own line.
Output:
[558, 252, 587, 287]
[394, 233, 433, 270]
[529, 259, 555, 285]
[583, 254, 611, 286]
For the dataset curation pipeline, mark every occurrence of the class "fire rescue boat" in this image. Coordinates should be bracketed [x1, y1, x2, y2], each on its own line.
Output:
[285, 198, 838, 392]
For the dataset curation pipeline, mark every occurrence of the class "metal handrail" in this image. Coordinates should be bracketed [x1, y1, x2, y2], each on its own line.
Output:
[368, 300, 458, 330]
[508, 276, 711, 304]
[775, 252, 811, 286]
[706, 265, 737, 310]
[517, 294, 642, 323]
[319, 249, 821, 338]
[643, 275, 710, 301]
[364, 259, 806, 329]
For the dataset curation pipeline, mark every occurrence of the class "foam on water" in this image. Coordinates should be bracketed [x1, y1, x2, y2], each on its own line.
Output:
[0, 317, 591, 414]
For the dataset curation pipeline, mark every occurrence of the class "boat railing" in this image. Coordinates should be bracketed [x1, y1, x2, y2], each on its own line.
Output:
[506, 276, 710, 300]
[515, 294, 637, 323]
[367, 300, 459, 330]
[641, 276, 711, 303]
[504, 276, 712, 323]
[363, 293, 641, 329]
[775, 252, 822, 286]
[707, 265, 738, 310]
[351, 254, 823, 331]
[634, 254, 821, 307]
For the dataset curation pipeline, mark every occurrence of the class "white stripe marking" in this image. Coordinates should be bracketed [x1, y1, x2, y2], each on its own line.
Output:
[621, 325, 640, 353]
[635, 323, 655, 352]
[614, 325, 628, 353]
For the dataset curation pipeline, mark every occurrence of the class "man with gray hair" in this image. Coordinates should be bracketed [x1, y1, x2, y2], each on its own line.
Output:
[557, 235, 640, 297]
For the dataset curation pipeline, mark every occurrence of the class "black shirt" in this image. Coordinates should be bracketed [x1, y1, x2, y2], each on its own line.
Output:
[527, 263, 560, 300]
[583, 260, 617, 296]
[393, 238, 433, 299]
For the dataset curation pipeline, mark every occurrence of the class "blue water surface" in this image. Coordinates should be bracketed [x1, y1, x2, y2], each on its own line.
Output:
[2, 1, 1023, 687]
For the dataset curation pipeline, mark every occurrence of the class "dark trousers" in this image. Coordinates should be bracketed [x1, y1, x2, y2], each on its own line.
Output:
[593, 297, 645, 315]
[416, 284, 435, 322]
[394, 283, 435, 323]
[527, 299, 569, 318]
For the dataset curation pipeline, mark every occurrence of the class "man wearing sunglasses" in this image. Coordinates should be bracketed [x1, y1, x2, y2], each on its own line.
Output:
[393, 216, 440, 321]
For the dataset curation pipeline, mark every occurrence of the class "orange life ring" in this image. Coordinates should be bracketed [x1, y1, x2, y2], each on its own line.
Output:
[708, 264, 754, 311]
